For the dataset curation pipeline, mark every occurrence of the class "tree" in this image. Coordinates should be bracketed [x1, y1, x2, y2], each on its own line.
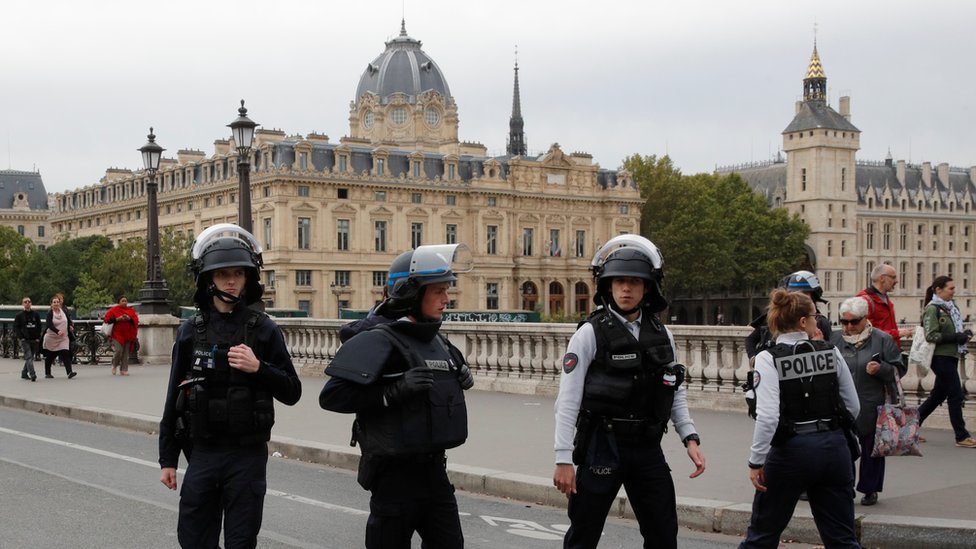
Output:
[0, 226, 34, 303]
[20, 235, 115, 306]
[160, 229, 195, 315]
[74, 272, 115, 318]
[91, 237, 145, 301]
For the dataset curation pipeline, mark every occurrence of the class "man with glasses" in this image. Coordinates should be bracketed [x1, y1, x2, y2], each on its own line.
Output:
[14, 297, 41, 382]
[857, 265, 914, 351]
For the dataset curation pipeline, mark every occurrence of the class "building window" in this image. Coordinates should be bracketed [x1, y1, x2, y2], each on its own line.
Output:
[865, 223, 875, 250]
[411, 222, 423, 249]
[836, 271, 844, 292]
[16, 225, 24, 236]
[298, 185, 310, 197]
[883, 223, 891, 250]
[487, 196, 497, 207]
[841, 240, 847, 256]
[575, 230, 585, 258]
[841, 167, 846, 191]
[339, 155, 348, 173]
[38, 226, 45, 237]
[824, 271, 832, 292]
[335, 270, 351, 287]
[619, 205, 629, 215]
[391, 107, 407, 125]
[413, 163, 421, 178]
[374, 220, 387, 252]
[964, 263, 971, 290]
[373, 271, 388, 287]
[266, 270, 276, 289]
[486, 282, 499, 310]
[338, 188, 349, 199]
[801, 168, 807, 191]
[375, 191, 386, 202]
[446, 224, 457, 245]
[263, 186, 271, 197]
[486, 225, 497, 255]
[827, 240, 833, 256]
[299, 153, 308, 171]
[446, 194, 456, 206]
[549, 229, 561, 257]
[263, 218, 272, 250]
[900, 223, 908, 250]
[411, 192, 422, 204]
[916, 262, 924, 289]
[337, 219, 350, 251]
[523, 228, 534, 256]
[865, 262, 875, 289]
[298, 217, 311, 250]
[447, 165, 456, 181]
[296, 270, 312, 286]
[376, 158, 385, 176]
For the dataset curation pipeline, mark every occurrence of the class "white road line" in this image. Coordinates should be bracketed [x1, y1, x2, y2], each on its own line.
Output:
[0, 425, 368, 517]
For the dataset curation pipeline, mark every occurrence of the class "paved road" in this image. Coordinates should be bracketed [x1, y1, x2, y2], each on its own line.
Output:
[1, 359, 974, 547]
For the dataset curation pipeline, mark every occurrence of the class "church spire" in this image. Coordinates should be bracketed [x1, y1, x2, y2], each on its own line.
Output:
[507, 47, 527, 157]
[803, 41, 827, 102]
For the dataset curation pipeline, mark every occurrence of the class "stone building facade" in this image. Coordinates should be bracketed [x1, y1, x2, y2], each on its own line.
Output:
[0, 169, 51, 248]
[46, 23, 641, 317]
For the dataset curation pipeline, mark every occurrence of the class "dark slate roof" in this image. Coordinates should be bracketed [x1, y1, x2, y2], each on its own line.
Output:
[0, 170, 49, 210]
[720, 162, 788, 200]
[783, 101, 860, 133]
[355, 24, 451, 105]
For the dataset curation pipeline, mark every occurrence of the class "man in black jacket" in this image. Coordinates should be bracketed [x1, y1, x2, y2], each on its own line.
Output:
[14, 296, 41, 381]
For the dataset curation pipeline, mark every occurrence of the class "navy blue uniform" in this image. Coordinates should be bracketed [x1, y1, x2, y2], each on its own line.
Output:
[159, 304, 301, 548]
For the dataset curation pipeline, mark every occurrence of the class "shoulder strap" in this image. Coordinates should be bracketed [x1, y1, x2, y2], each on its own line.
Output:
[372, 324, 426, 371]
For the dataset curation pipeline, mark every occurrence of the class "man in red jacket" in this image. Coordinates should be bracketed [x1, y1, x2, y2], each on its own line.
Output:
[857, 264, 913, 350]
[104, 296, 139, 375]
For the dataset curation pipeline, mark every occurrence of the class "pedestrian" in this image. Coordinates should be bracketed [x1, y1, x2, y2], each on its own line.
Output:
[14, 296, 41, 382]
[553, 234, 705, 549]
[916, 276, 975, 448]
[320, 244, 475, 549]
[740, 289, 860, 549]
[830, 296, 905, 506]
[157, 224, 302, 548]
[103, 295, 139, 376]
[42, 293, 76, 379]
[857, 264, 914, 351]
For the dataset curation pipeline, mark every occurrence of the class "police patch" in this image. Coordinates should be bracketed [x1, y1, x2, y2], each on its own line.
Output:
[563, 353, 579, 374]
[752, 371, 761, 388]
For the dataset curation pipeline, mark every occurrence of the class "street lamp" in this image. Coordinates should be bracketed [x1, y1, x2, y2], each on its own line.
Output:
[228, 99, 258, 232]
[330, 282, 342, 319]
[137, 127, 170, 314]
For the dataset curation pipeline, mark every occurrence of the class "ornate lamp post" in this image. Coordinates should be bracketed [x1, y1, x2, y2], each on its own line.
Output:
[228, 100, 258, 232]
[330, 282, 342, 318]
[137, 127, 170, 314]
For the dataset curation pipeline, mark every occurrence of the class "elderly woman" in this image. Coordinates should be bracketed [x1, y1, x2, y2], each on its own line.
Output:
[829, 296, 905, 506]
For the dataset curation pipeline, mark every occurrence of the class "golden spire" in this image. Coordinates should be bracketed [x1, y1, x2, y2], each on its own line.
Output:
[805, 44, 826, 79]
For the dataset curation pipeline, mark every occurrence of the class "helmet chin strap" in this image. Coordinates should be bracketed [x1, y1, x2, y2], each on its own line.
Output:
[600, 293, 644, 316]
[208, 283, 242, 305]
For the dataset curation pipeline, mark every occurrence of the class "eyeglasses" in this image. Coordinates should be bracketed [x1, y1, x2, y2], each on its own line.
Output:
[839, 317, 864, 326]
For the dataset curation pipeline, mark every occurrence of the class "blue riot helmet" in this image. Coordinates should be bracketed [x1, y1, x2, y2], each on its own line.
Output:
[782, 270, 827, 304]
[188, 223, 264, 308]
[385, 244, 473, 317]
[591, 234, 667, 314]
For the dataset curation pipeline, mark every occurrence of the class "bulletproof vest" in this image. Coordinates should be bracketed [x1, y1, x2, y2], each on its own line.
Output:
[766, 340, 842, 438]
[580, 311, 677, 424]
[354, 325, 468, 457]
[178, 310, 275, 445]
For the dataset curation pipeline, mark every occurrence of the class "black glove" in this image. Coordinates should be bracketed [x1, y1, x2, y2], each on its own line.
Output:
[950, 332, 972, 344]
[457, 363, 474, 390]
[383, 368, 434, 406]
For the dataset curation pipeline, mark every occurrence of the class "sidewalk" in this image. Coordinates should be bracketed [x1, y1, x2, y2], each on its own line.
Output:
[1, 359, 974, 548]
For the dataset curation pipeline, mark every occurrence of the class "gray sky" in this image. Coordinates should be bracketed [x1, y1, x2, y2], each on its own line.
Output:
[3, 0, 974, 194]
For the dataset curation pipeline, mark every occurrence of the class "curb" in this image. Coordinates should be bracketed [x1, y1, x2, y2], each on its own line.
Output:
[3, 397, 975, 547]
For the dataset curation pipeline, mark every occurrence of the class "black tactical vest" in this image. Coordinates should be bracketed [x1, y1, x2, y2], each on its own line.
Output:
[178, 309, 275, 445]
[354, 325, 468, 457]
[580, 311, 678, 425]
[766, 340, 843, 442]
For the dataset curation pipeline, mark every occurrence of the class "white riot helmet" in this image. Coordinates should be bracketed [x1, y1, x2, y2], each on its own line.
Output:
[591, 234, 667, 314]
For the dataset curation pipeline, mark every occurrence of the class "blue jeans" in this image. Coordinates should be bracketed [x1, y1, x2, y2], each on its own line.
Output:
[918, 355, 971, 442]
[21, 340, 37, 378]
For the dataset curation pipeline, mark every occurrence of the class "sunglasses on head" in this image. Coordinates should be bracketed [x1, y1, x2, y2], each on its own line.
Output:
[839, 317, 864, 326]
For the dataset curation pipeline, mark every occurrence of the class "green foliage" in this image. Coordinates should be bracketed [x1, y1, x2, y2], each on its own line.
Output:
[91, 238, 145, 301]
[20, 235, 115, 305]
[0, 226, 34, 303]
[625, 154, 810, 298]
[160, 229, 195, 314]
[74, 272, 115, 318]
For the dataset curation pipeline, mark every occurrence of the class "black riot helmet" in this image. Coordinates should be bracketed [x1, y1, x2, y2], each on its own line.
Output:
[385, 244, 473, 318]
[591, 234, 667, 314]
[188, 223, 264, 308]
[781, 270, 827, 304]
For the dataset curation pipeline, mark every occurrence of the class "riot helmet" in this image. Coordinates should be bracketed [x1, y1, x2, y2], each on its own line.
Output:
[781, 270, 827, 304]
[591, 234, 667, 314]
[385, 244, 473, 318]
[188, 223, 264, 308]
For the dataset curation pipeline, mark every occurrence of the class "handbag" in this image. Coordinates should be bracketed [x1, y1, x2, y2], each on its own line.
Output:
[871, 372, 922, 458]
[101, 322, 114, 337]
[907, 325, 934, 376]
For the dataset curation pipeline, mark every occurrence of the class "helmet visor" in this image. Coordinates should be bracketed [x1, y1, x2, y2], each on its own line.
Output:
[191, 223, 263, 264]
[409, 244, 473, 279]
[591, 234, 663, 271]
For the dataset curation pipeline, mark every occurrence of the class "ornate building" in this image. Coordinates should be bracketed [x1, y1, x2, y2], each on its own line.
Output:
[0, 169, 51, 248]
[47, 23, 641, 317]
[717, 44, 976, 324]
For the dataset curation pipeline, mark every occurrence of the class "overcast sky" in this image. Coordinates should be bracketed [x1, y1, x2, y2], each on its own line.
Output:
[3, 0, 974, 194]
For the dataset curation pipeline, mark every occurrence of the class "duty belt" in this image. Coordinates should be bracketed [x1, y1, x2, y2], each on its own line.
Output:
[600, 417, 662, 436]
[792, 419, 838, 435]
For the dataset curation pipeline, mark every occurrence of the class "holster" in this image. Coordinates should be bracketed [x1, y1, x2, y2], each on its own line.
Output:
[357, 454, 382, 491]
[572, 412, 596, 466]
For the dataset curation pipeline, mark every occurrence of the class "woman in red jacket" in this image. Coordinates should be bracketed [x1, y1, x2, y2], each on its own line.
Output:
[103, 295, 139, 375]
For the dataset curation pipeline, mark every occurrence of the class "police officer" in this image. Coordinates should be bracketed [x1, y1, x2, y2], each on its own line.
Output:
[553, 234, 705, 549]
[320, 244, 475, 549]
[740, 288, 860, 549]
[158, 224, 302, 548]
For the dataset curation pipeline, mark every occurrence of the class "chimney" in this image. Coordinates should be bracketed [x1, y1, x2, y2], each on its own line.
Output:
[896, 160, 906, 185]
[839, 96, 851, 121]
[970, 166, 976, 184]
[921, 162, 932, 186]
[937, 163, 949, 185]
[795, 100, 803, 115]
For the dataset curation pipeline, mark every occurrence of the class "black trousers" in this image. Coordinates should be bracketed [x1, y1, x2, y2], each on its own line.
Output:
[177, 441, 268, 549]
[739, 429, 859, 549]
[43, 349, 73, 376]
[564, 435, 677, 549]
[365, 454, 463, 549]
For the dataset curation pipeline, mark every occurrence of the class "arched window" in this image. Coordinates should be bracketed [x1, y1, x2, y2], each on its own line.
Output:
[574, 282, 590, 316]
[521, 281, 538, 311]
[548, 282, 565, 315]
